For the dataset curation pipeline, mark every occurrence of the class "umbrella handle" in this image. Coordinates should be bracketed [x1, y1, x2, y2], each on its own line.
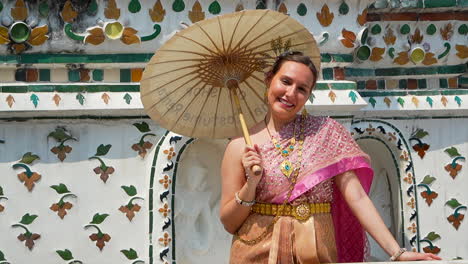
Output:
[229, 80, 263, 176]
[251, 165, 263, 176]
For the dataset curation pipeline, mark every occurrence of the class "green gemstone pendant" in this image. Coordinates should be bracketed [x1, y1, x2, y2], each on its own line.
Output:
[280, 160, 294, 178]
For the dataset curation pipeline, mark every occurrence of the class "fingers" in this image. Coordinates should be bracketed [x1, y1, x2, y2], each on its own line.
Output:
[242, 155, 262, 169]
[427, 253, 442, 260]
[242, 145, 263, 178]
[254, 144, 261, 153]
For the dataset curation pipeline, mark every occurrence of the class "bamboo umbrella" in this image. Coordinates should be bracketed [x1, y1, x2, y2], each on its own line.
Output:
[140, 9, 320, 174]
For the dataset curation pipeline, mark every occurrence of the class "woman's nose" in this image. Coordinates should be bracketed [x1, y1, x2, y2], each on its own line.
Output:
[285, 85, 296, 97]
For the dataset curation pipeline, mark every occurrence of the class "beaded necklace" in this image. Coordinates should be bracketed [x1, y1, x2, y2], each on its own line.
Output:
[265, 113, 305, 179]
[236, 111, 306, 245]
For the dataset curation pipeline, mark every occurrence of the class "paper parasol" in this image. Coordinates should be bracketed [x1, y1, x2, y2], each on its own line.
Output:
[140, 9, 320, 143]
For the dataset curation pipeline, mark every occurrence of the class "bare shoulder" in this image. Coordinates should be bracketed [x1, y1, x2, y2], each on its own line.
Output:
[223, 136, 245, 160]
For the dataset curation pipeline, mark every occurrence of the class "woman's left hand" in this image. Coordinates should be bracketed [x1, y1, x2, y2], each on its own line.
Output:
[397, 251, 442, 261]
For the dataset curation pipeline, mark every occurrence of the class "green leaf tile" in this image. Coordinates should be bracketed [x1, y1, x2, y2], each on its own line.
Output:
[124, 93, 132, 104]
[39, 1, 49, 17]
[128, 0, 141, 13]
[458, 24, 468, 35]
[76, 93, 85, 105]
[256, 0, 266, 9]
[371, 24, 381, 35]
[400, 24, 410, 35]
[339, 1, 349, 15]
[297, 3, 307, 16]
[87, 0, 98, 15]
[208, 1, 221, 15]
[426, 24, 436, 35]
[172, 0, 185, 12]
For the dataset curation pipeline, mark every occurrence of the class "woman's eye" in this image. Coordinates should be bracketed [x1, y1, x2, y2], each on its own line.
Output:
[281, 79, 290, 84]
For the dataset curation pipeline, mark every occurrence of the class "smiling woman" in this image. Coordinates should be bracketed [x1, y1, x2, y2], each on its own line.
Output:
[219, 51, 442, 263]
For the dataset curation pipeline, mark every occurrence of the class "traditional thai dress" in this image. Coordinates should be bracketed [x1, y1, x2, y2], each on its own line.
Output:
[230, 115, 374, 264]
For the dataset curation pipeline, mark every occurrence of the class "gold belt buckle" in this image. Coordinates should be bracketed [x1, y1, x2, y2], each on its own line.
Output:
[292, 203, 311, 221]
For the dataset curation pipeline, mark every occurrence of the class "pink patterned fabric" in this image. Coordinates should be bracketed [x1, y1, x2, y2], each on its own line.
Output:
[256, 115, 374, 262]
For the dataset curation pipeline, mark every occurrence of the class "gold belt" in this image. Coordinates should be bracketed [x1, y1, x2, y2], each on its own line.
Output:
[251, 202, 331, 221]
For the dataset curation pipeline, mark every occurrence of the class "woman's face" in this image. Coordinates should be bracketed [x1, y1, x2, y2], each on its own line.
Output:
[266, 61, 314, 121]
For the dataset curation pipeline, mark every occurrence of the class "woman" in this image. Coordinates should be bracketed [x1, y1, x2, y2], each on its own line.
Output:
[220, 51, 442, 263]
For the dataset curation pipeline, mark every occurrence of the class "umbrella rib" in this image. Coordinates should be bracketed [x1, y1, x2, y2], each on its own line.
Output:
[230, 10, 270, 56]
[147, 58, 210, 66]
[237, 86, 258, 124]
[168, 83, 210, 132]
[212, 86, 223, 138]
[231, 13, 291, 55]
[226, 10, 245, 53]
[144, 78, 204, 116]
[193, 22, 223, 56]
[241, 28, 310, 55]
[158, 49, 219, 58]
[243, 79, 264, 103]
[250, 40, 318, 57]
[177, 34, 223, 56]
[248, 73, 268, 86]
[217, 16, 226, 53]
[190, 86, 216, 136]
[141, 68, 201, 97]
[157, 79, 205, 119]
[142, 62, 212, 82]
[145, 76, 202, 108]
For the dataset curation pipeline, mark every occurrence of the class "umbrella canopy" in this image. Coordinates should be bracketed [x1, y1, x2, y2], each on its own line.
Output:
[141, 9, 320, 139]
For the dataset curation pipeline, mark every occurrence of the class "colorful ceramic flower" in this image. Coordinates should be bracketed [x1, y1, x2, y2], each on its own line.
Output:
[50, 202, 73, 219]
[119, 203, 141, 221]
[163, 147, 176, 160]
[421, 191, 438, 206]
[131, 141, 153, 158]
[423, 246, 441, 254]
[50, 145, 72, 162]
[159, 175, 172, 189]
[413, 143, 430, 158]
[89, 233, 111, 250]
[18, 233, 41, 250]
[445, 163, 462, 178]
[0, 0, 49, 53]
[93, 166, 115, 183]
[158, 232, 171, 247]
[17, 171, 41, 192]
[447, 213, 464, 230]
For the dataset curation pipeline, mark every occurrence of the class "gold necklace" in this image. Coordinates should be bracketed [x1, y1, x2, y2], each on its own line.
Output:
[236, 112, 306, 245]
[265, 117, 299, 178]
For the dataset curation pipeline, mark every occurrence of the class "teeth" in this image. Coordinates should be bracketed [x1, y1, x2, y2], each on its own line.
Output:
[279, 98, 293, 106]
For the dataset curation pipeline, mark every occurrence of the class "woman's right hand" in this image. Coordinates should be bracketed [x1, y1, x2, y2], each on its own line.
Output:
[241, 144, 263, 186]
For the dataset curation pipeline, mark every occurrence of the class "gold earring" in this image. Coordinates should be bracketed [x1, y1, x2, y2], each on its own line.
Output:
[302, 108, 307, 117]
